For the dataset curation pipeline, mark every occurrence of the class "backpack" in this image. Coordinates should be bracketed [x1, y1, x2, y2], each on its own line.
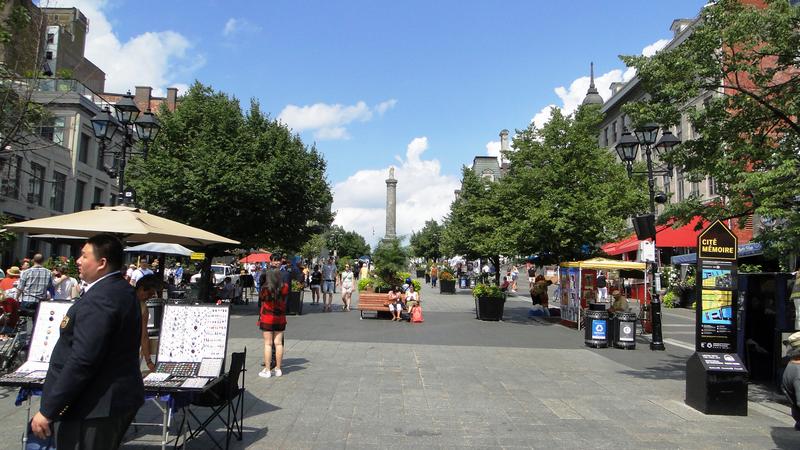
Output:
[411, 306, 424, 323]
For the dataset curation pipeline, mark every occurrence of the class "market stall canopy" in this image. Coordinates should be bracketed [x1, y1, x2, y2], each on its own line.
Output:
[561, 257, 646, 271]
[239, 252, 271, 263]
[4, 206, 239, 247]
[602, 217, 709, 256]
[125, 242, 193, 256]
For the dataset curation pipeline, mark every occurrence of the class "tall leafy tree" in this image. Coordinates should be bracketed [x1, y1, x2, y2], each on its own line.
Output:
[620, 0, 800, 257]
[496, 106, 646, 262]
[127, 82, 333, 251]
[410, 219, 443, 261]
[441, 167, 509, 284]
[325, 225, 370, 258]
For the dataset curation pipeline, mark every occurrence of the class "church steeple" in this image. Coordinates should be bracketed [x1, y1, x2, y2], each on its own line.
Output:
[582, 62, 604, 106]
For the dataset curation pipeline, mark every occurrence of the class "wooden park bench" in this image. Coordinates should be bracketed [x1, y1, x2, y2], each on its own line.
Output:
[357, 292, 391, 319]
[357, 291, 422, 320]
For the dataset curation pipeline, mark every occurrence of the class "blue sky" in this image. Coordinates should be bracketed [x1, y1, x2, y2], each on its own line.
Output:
[54, 0, 707, 244]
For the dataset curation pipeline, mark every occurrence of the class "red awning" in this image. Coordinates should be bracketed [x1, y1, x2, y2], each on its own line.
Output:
[602, 216, 709, 256]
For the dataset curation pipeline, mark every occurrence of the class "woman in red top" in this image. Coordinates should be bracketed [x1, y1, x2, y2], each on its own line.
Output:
[258, 254, 287, 379]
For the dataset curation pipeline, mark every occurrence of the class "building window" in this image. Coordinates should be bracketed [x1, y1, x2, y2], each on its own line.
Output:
[708, 177, 716, 196]
[93, 186, 103, 204]
[38, 117, 66, 146]
[603, 127, 609, 147]
[78, 133, 90, 163]
[29, 162, 45, 206]
[677, 171, 685, 202]
[691, 181, 700, 197]
[0, 156, 22, 199]
[663, 176, 671, 198]
[74, 179, 86, 212]
[96, 145, 105, 170]
[51, 171, 66, 212]
[45, 51, 53, 60]
[611, 120, 618, 144]
[46, 33, 55, 44]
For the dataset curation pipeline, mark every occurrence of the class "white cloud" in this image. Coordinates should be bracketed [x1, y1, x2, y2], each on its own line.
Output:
[222, 17, 262, 37]
[530, 38, 670, 127]
[278, 99, 397, 141]
[486, 140, 501, 158]
[223, 18, 238, 36]
[332, 137, 460, 247]
[50, 0, 202, 94]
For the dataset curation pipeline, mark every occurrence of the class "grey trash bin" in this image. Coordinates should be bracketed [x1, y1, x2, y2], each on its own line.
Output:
[613, 312, 637, 349]
[584, 309, 609, 348]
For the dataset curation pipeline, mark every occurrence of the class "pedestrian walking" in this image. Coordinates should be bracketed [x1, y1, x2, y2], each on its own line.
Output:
[321, 256, 337, 312]
[340, 264, 354, 311]
[511, 265, 519, 291]
[310, 265, 322, 304]
[17, 253, 52, 311]
[597, 271, 608, 302]
[783, 331, 800, 430]
[430, 265, 438, 288]
[258, 254, 287, 378]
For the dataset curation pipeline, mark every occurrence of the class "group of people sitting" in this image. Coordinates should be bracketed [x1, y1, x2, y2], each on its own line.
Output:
[385, 278, 421, 322]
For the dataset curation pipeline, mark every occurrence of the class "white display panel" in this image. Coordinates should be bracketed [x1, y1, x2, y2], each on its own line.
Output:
[158, 305, 229, 363]
[27, 301, 73, 364]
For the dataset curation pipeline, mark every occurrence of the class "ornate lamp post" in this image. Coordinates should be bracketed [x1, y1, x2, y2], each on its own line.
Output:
[91, 92, 160, 206]
[616, 124, 681, 351]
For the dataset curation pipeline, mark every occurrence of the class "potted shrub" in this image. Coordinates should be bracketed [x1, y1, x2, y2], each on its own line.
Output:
[416, 264, 426, 279]
[473, 283, 505, 321]
[439, 268, 456, 294]
[286, 279, 305, 315]
[358, 277, 375, 292]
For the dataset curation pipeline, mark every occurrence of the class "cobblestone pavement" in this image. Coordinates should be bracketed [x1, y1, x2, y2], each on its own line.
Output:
[0, 281, 798, 449]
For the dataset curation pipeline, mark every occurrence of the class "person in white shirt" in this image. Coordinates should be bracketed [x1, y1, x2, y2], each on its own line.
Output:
[52, 265, 79, 300]
[129, 260, 153, 287]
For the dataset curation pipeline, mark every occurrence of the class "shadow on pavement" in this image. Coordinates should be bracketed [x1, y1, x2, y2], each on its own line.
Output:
[617, 353, 688, 380]
[280, 357, 309, 375]
[771, 426, 800, 449]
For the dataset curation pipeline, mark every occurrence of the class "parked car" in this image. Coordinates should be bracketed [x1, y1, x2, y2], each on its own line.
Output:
[190, 265, 240, 286]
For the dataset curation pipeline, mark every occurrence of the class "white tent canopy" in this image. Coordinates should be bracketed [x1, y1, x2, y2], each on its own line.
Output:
[124, 242, 193, 256]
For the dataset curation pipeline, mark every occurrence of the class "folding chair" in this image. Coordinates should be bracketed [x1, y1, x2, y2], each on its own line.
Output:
[181, 348, 246, 450]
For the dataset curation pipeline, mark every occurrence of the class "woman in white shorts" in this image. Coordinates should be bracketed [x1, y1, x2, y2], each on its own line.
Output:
[387, 286, 404, 321]
[340, 264, 355, 311]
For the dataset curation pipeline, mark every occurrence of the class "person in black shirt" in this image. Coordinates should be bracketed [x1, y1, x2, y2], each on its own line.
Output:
[597, 271, 608, 302]
[310, 265, 322, 305]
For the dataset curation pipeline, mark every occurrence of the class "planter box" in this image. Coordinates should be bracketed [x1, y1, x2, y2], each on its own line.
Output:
[476, 296, 505, 321]
[440, 279, 456, 294]
[416, 269, 426, 278]
[287, 290, 304, 315]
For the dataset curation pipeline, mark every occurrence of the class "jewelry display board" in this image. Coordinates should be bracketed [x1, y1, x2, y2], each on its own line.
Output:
[153, 304, 230, 381]
[0, 301, 73, 384]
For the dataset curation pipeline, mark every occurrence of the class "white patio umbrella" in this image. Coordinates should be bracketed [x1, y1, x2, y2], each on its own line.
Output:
[5, 205, 239, 247]
[125, 242, 194, 256]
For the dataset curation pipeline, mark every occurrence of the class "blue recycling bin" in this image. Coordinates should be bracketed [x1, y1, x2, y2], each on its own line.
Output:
[584, 310, 609, 348]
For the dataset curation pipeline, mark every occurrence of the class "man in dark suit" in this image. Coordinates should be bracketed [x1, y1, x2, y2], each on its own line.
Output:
[31, 233, 144, 449]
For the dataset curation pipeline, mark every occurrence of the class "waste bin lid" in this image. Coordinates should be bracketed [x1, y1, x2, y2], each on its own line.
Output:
[588, 303, 607, 311]
[616, 312, 637, 320]
[586, 309, 608, 319]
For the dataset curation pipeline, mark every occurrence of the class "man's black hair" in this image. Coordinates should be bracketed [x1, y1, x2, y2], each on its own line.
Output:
[135, 273, 161, 291]
[85, 234, 124, 272]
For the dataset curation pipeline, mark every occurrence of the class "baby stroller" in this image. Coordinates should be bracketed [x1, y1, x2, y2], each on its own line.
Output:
[0, 296, 29, 374]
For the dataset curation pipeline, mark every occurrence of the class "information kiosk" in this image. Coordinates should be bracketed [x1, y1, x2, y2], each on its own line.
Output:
[685, 220, 748, 415]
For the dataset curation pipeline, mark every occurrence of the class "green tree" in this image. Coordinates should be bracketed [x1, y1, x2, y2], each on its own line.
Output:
[325, 225, 369, 258]
[127, 82, 333, 251]
[620, 0, 800, 257]
[300, 233, 326, 261]
[372, 238, 407, 285]
[496, 106, 646, 263]
[410, 219, 443, 261]
[441, 167, 509, 285]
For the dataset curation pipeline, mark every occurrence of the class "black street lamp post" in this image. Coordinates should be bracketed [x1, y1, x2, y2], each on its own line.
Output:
[616, 124, 681, 351]
[90, 92, 160, 206]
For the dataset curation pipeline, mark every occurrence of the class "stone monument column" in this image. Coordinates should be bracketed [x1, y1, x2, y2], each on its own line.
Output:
[385, 167, 397, 240]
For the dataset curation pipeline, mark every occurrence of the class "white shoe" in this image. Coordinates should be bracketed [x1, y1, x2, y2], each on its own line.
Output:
[258, 368, 272, 379]
[273, 369, 282, 377]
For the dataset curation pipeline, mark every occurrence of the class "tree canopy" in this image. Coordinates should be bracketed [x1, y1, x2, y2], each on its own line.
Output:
[410, 219, 443, 261]
[620, 0, 800, 257]
[496, 106, 646, 262]
[325, 225, 370, 258]
[127, 82, 333, 251]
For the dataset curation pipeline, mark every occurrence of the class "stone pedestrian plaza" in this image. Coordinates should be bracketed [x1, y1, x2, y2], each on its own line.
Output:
[1, 283, 796, 449]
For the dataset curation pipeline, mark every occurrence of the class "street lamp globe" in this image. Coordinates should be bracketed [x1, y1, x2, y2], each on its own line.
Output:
[114, 92, 140, 125]
[634, 122, 660, 146]
[615, 131, 640, 163]
[654, 130, 681, 157]
[134, 109, 161, 144]
[90, 107, 117, 141]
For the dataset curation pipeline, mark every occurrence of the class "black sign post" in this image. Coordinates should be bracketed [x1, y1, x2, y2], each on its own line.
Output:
[686, 220, 747, 415]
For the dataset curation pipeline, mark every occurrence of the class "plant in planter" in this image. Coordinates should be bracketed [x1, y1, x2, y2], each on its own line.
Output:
[287, 279, 305, 315]
[358, 277, 375, 292]
[473, 283, 505, 321]
[439, 267, 456, 294]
